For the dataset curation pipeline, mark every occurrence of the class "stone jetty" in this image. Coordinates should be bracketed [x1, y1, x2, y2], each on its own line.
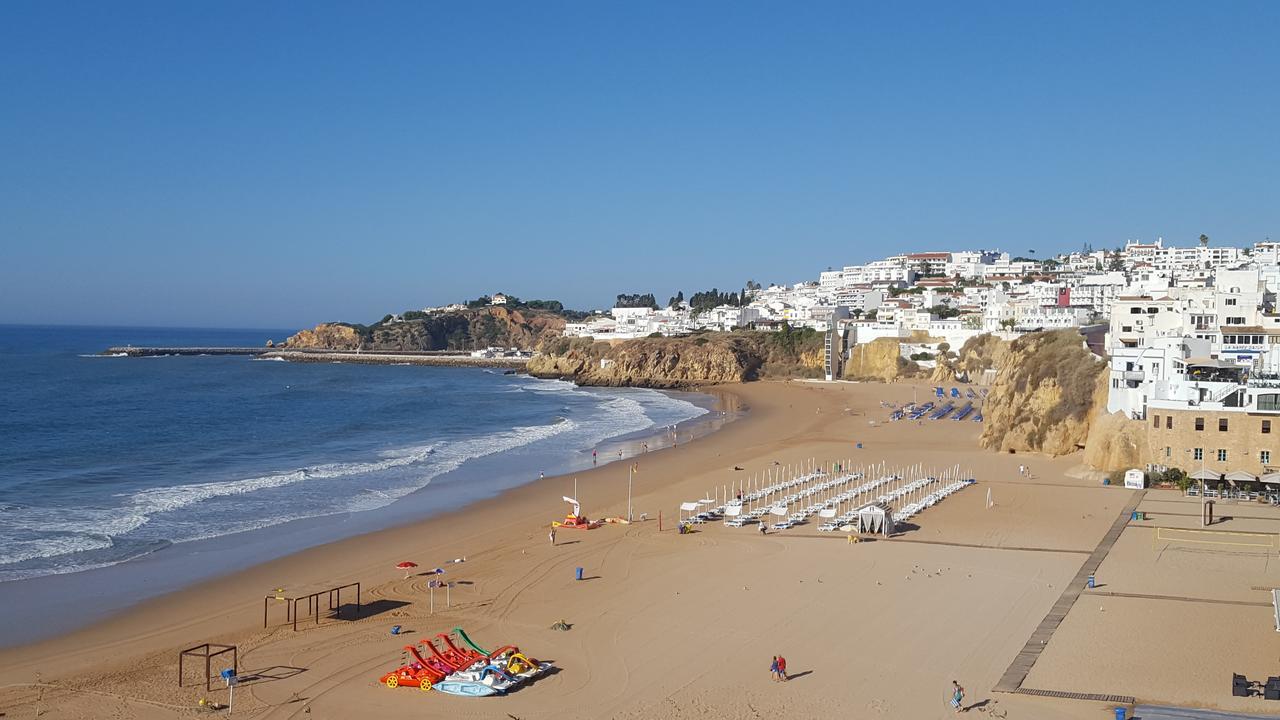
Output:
[102, 347, 528, 369]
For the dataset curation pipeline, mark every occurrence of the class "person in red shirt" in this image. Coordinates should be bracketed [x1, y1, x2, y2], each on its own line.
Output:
[776, 655, 787, 681]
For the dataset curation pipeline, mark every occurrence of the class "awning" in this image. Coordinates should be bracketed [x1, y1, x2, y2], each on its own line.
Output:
[1190, 469, 1222, 481]
[1261, 473, 1280, 485]
[1225, 470, 1258, 484]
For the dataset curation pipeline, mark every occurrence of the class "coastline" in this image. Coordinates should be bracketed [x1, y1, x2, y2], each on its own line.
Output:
[0, 384, 740, 650]
[8, 377, 1273, 718]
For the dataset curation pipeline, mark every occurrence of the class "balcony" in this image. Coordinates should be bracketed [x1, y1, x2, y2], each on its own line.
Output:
[1122, 371, 1146, 382]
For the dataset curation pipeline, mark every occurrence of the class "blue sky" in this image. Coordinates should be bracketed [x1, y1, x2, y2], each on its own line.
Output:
[1, 2, 1277, 329]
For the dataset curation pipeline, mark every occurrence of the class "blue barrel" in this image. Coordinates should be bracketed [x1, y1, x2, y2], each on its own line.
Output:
[1087, 575, 1095, 588]
[575, 567, 584, 581]
[1115, 707, 1126, 720]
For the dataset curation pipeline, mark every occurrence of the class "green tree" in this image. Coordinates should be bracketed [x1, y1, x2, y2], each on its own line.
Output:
[1199, 233, 1210, 248]
[1107, 247, 1125, 272]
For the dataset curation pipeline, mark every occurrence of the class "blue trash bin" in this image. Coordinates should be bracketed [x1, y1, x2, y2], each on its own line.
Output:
[575, 567, 584, 581]
[1114, 707, 1126, 720]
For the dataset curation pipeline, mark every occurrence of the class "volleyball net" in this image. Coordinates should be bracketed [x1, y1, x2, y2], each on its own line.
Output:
[1153, 526, 1280, 554]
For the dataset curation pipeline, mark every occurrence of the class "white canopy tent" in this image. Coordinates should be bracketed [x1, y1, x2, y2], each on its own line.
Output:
[853, 502, 894, 537]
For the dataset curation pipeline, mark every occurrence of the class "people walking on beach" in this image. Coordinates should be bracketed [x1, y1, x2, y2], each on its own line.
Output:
[592, 449, 597, 465]
[549, 527, 556, 546]
[950, 680, 965, 712]
[758, 523, 767, 536]
[776, 654, 787, 681]
[769, 656, 780, 682]
[539, 471, 545, 480]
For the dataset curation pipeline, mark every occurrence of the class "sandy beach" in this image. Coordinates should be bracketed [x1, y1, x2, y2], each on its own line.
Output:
[3, 379, 1277, 719]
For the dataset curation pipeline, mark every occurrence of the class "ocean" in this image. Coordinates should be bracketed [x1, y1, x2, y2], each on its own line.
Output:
[0, 325, 712, 625]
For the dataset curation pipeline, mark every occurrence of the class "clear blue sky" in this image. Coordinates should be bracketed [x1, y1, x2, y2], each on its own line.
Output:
[2, 2, 1277, 329]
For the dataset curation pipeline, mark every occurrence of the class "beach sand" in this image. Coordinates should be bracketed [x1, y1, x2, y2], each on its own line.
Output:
[1, 379, 1271, 719]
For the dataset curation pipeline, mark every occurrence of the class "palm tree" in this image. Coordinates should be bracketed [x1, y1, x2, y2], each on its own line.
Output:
[1199, 234, 1209, 248]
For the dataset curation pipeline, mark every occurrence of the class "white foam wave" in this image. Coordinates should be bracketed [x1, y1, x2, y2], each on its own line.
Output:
[125, 443, 444, 516]
[0, 532, 115, 566]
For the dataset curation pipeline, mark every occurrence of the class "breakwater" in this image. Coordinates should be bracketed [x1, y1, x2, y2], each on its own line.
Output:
[260, 350, 528, 368]
[105, 346, 265, 357]
[102, 346, 527, 369]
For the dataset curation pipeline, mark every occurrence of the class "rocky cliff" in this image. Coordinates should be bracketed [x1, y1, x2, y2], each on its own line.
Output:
[284, 307, 565, 352]
[843, 338, 915, 381]
[1082, 405, 1150, 471]
[529, 330, 824, 388]
[978, 330, 1108, 456]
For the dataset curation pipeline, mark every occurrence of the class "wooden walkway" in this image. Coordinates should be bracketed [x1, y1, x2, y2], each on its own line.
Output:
[994, 489, 1146, 693]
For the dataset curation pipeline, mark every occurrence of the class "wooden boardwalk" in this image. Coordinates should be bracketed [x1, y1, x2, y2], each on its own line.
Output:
[994, 489, 1146, 693]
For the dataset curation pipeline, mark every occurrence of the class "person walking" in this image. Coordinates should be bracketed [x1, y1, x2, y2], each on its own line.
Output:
[549, 527, 556, 546]
[950, 680, 965, 713]
[776, 654, 787, 681]
[769, 656, 780, 682]
[592, 449, 597, 466]
[758, 523, 767, 536]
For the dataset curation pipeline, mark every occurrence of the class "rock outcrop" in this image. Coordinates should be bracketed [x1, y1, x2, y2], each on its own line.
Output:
[284, 323, 363, 350]
[284, 307, 565, 352]
[979, 330, 1108, 456]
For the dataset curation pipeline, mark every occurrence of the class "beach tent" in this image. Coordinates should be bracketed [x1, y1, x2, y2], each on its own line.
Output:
[853, 502, 894, 537]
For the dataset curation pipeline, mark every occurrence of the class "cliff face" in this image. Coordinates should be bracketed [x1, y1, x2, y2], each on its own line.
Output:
[529, 330, 823, 388]
[528, 338, 756, 388]
[979, 330, 1107, 456]
[1082, 406, 1150, 471]
[843, 338, 911, 381]
[285, 307, 565, 351]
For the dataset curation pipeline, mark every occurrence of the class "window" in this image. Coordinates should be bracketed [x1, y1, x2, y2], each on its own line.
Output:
[1153, 415, 1160, 428]
[1165, 446, 1172, 458]
[1264, 420, 1272, 434]
[1166, 416, 1172, 430]
[1194, 448, 1204, 461]
[1263, 450, 1272, 465]
[1122, 325, 1133, 333]
[1130, 307, 1143, 314]
[1226, 298, 1238, 306]
[1219, 418, 1229, 432]
[1260, 395, 1280, 412]
[1195, 417, 1205, 431]
[1218, 449, 1228, 462]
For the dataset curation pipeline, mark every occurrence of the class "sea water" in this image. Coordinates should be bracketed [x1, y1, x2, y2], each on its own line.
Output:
[0, 325, 711, 637]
